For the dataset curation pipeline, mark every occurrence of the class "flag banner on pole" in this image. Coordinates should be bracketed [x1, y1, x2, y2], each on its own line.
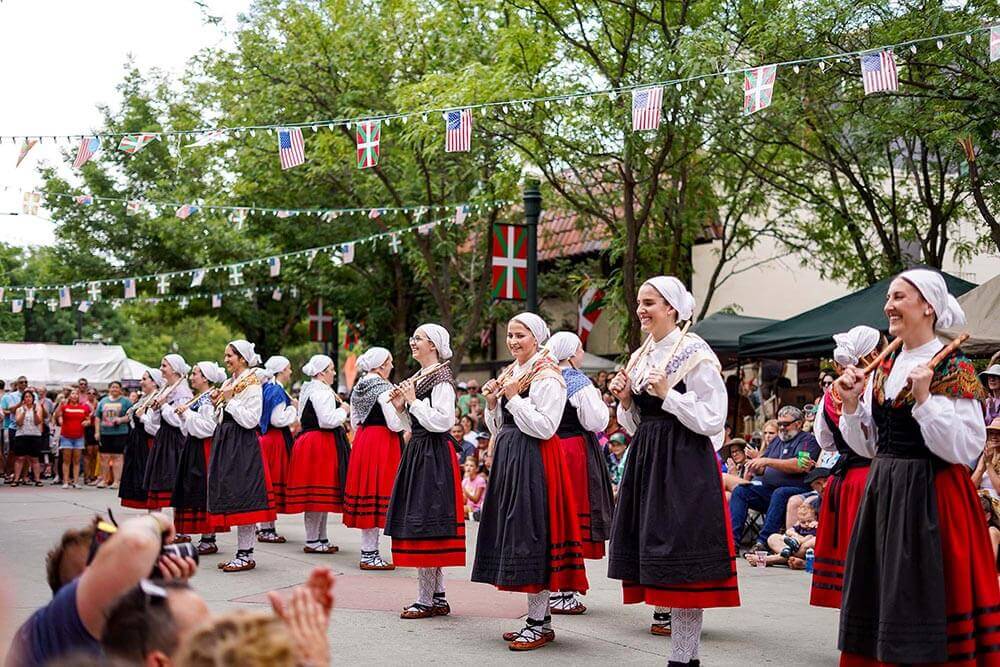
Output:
[344, 321, 361, 350]
[278, 127, 305, 169]
[212, 293, 222, 309]
[229, 267, 243, 286]
[22, 191, 40, 214]
[87, 283, 101, 302]
[189, 130, 227, 147]
[73, 136, 101, 168]
[117, 133, 158, 154]
[306, 249, 319, 268]
[74, 195, 94, 205]
[190, 269, 205, 288]
[12, 299, 23, 314]
[490, 224, 528, 300]
[175, 204, 199, 219]
[356, 120, 381, 169]
[126, 200, 142, 215]
[991, 26, 1000, 62]
[156, 275, 170, 295]
[228, 208, 248, 225]
[123, 278, 137, 299]
[444, 108, 472, 152]
[333, 242, 355, 265]
[271, 287, 282, 301]
[453, 205, 468, 225]
[269, 256, 281, 277]
[25, 288, 35, 308]
[16, 139, 37, 167]
[59, 287, 72, 308]
[308, 298, 334, 342]
[78, 301, 91, 313]
[631, 86, 663, 131]
[0, 287, 4, 302]
[577, 286, 606, 348]
[861, 49, 898, 94]
[276, 210, 292, 219]
[743, 65, 777, 115]
[368, 208, 381, 219]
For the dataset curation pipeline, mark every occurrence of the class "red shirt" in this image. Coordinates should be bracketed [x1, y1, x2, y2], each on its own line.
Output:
[60, 403, 91, 439]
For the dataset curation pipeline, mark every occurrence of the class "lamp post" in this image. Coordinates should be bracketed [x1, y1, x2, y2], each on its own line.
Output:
[523, 178, 542, 313]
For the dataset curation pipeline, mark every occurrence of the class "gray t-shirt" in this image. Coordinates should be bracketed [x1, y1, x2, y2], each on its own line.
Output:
[15, 406, 42, 437]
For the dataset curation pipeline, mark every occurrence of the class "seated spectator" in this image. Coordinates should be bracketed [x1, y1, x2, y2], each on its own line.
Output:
[973, 418, 1000, 500]
[784, 467, 832, 531]
[101, 579, 211, 666]
[748, 497, 820, 569]
[607, 432, 629, 493]
[449, 424, 473, 463]
[462, 457, 487, 520]
[474, 430, 489, 458]
[721, 438, 751, 496]
[729, 406, 820, 551]
[7, 512, 195, 667]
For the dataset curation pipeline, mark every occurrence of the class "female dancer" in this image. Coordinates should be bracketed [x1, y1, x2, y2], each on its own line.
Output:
[385, 324, 464, 619]
[143, 354, 193, 519]
[344, 347, 405, 570]
[472, 313, 588, 651]
[836, 269, 998, 665]
[257, 355, 297, 544]
[285, 354, 351, 554]
[170, 361, 228, 556]
[207, 340, 275, 572]
[547, 331, 614, 615]
[808, 326, 878, 609]
[608, 276, 738, 667]
[119, 369, 164, 509]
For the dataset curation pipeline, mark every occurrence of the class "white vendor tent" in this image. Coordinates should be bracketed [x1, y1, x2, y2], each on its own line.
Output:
[941, 273, 1000, 357]
[0, 343, 152, 390]
[579, 351, 618, 372]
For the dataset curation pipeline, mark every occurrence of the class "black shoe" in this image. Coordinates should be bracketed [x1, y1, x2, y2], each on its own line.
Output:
[667, 661, 700, 666]
[783, 536, 801, 553]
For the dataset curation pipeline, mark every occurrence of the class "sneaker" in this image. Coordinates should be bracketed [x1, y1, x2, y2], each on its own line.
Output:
[62, 483, 70, 489]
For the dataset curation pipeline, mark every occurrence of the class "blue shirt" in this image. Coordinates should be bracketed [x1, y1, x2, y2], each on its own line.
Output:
[2, 391, 22, 430]
[6, 579, 99, 667]
[758, 431, 821, 489]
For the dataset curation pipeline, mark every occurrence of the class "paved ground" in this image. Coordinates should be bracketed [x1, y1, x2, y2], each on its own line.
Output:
[0, 484, 841, 665]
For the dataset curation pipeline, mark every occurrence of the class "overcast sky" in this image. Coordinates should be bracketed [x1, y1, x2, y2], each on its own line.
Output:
[0, 1, 250, 247]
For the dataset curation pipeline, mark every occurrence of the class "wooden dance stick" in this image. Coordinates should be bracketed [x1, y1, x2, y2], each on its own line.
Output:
[926, 333, 969, 369]
[861, 337, 902, 376]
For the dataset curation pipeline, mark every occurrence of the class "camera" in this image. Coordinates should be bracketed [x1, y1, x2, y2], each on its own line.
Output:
[87, 514, 199, 578]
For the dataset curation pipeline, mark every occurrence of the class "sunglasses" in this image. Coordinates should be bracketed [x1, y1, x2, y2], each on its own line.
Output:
[777, 420, 799, 428]
[821, 380, 834, 387]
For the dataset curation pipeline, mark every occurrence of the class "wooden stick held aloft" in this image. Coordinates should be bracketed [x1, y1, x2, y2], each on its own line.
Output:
[862, 337, 903, 376]
[927, 333, 970, 369]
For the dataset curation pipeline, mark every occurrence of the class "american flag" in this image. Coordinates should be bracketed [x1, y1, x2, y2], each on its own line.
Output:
[453, 205, 468, 225]
[445, 109, 472, 152]
[991, 27, 1000, 63]
[78, 301, 91, 313]
[278, 127, 305, 169]
[276, 210, 292, 218]
[73, 136, 101, 168]
[74, 195, 93, 205]
[176, 204, 199, 219]
[59, 287, 72, 308]
[212, 293, 223, 309]
[11, 299, 23, 314]
[123, 279, 136, 299]
[861, 50, 898, 95]
[126, 200, 142, 215]
[269, 256, 281, 277]
[632, 86, 663, 131]
[190, 269, 206, 288]
[368, 208, 381, 219]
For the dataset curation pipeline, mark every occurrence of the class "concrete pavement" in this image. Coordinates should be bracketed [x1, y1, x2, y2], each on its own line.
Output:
[0, 484, 840, 665]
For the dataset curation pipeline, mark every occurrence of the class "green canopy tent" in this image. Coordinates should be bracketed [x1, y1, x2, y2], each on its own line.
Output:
[691, 312, 777, 355]
[737, 270, 977, 359]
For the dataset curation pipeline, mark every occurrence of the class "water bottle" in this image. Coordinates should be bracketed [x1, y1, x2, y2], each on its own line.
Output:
[805, 548, 815, 573]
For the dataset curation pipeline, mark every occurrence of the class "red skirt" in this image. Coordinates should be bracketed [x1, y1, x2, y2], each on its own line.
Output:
[841, 465, 1000, 666]
[285, 430, 343, 513]
[811, 464, 869, 609]
[258, 428, 290, 514]
[622, 467, 740, 609]
[343, 425, 401, 529]
[558, 434, 605, 560]
[498, 435, 590, 594]
[147, 489, 173, 511]
[174, 439, 228, 535]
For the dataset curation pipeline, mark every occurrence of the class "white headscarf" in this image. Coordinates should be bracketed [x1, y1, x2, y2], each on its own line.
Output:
[195, 361, 227, 385]
[228, 340, 261, 367]
[511, 312, 550, 345]
[548, 331, 582, 362]
[264, 355, 291, 377]
[356, 347, 391, 373]
[643, 276, 695, 322]
[417, 323, 453, 361]
[832, 326, 881, 367]
[303, 354, 333, 378]
[898, 269, 966, 330]
[146, 368, 165, 388]
[162, 354, 190, 377]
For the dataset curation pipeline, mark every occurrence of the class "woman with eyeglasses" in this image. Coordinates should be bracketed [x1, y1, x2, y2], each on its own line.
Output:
[472, 313, 588, 651]
[835, 270, 998, 665]
[285, 354, 350, 555]
[607, 277, 737, 664]
[344, 347, 405, 571]
[545, 331, 614, 616]
[808, 326, 879, 610]
[385, 325, 464, 620]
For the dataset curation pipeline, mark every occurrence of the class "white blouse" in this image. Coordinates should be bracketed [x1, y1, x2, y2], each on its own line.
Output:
[567, 379, 610, 433]
[402, 382, 457, 434]
[298, 380, 347, 429]
[182, 399, 218, 439]
[484, 360, 566, 441]
[224, 369, 263, 430]
[839, 337, 986, 465]
[350, 388, 406, 432]
[617, 327, 728, 451]
[813, 404, 837, 453]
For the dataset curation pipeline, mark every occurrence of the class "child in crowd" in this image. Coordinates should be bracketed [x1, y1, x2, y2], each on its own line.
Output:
[748, 498, 820, 569]
[462, 457, 486, 520]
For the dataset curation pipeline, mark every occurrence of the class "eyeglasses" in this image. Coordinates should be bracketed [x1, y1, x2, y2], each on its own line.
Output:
[776, 420, 799, 428]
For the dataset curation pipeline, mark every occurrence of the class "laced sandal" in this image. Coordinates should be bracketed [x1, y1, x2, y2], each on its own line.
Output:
[256, 529, 286, 544]
[550, 593, 587, 615]
[431, 594, 451, 616]
[303, 543, 339, 554]
[503, 617, 552, 642]
[400, 602, 434, 619]
[221, 551, 256, 572]
[360, 552, 395, 570]
[651, 610, 672, 636]
[197, 540, 219, 555]
[507, 622, 555, 651]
